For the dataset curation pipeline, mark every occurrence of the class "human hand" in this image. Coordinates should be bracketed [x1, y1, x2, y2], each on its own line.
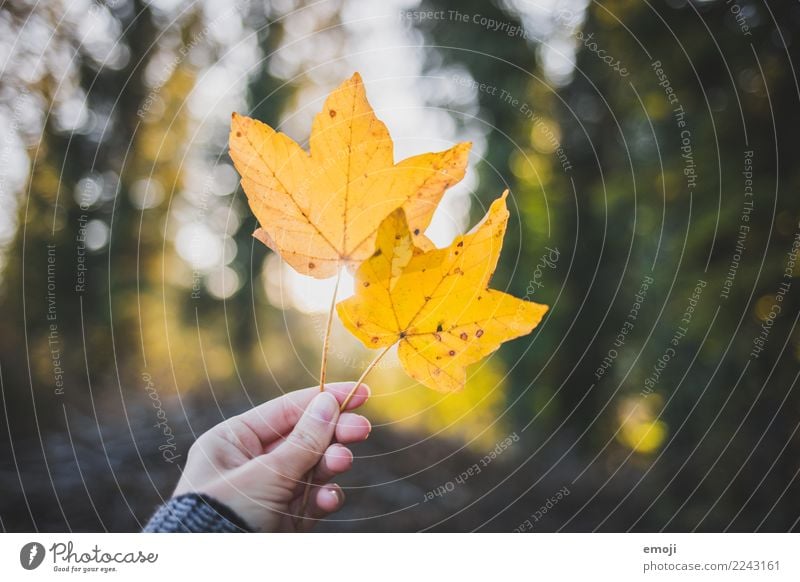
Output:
[173, 382, 371, 532]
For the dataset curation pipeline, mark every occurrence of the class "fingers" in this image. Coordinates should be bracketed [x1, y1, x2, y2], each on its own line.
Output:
[324, 382, 371, 410]
[261, 412, 372, 455]
[234, 382, 371, 446]
[335, 412, 371, 444]
[266, 392, 340, 484]
[313, 444, 353, 483]
[297, 484, 345, 530]
[310, 484, 345, 516]
[307, 419, 370, 482]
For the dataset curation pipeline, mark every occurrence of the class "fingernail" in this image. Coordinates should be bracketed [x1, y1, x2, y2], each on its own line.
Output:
[310, 392, 338, 423]
[332, 442, 350, 455]
[327, 487, 342, 504]
[333, 444, 354, 465]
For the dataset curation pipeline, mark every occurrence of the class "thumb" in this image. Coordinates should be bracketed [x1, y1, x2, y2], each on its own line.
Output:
[267, 392, 339, 484]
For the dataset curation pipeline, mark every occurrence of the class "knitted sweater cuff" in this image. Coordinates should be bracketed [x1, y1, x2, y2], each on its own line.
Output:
[142, 493, 253, 533]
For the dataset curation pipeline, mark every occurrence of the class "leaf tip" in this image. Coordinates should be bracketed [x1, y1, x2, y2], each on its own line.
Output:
[252, 227, 272, 249]
[488, 190, 511, 216]
[230, 112, 248, 139]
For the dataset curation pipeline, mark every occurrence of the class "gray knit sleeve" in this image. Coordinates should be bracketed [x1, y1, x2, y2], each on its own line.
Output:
[142, 493, 253, 533]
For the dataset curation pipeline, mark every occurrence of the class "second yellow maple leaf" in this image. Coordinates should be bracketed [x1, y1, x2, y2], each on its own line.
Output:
[337, 191, 549, 392]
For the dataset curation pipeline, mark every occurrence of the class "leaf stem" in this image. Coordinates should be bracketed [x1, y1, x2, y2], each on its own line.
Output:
[340, 344, 393, 411]
[295, 271, 342, 530]
[294, 343, 393, 531]
[319, 269, 342, 391]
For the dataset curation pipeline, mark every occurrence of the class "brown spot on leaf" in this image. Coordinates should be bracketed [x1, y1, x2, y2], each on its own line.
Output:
[434, 333, 442, 341]
[457, 241, 464, 247]
[371, 336, 379, 344]
[374, 249, 382, 257]
[453, 267, 463, 275]
[476, 329, 484, 338]
[363, 281, 370, 287]
[460, 332, 468, 341]
[308, 262, 315, 269]
[436, 323, 443, 332]
[235, 131, 242, 137]
[399, 331, 407, 339]
[449, 350, 456, 356]
[414, 228, 420, 235]
[329, 109, 336, 117]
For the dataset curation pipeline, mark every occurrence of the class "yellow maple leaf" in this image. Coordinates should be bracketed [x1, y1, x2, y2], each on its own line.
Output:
[337, 191, 549, 392]
[229, 73, 471, 278]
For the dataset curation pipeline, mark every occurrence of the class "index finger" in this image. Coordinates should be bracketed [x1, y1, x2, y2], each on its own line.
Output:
[231, 382, 370, 445]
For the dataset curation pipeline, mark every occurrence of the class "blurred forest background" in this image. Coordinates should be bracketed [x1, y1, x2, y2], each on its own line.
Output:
[1, 0, 799, 532]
